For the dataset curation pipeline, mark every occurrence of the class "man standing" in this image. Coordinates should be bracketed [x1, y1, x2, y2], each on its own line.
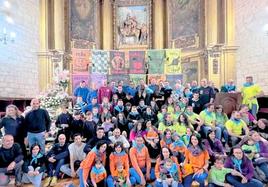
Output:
[98, 80, 113, 104]
[25, 98, 51, 154]
[241, 76, 264, 118]
[74, 80, 90, 103]
[199, 78, 215, 109]
[0, 134, 24, 186]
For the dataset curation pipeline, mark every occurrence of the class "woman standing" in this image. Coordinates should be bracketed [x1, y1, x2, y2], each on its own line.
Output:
[0, 104, 27, 156]
[183, 133, 209, 187]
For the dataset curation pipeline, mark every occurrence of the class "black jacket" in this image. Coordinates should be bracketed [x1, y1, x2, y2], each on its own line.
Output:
[25, 108, 51, 133]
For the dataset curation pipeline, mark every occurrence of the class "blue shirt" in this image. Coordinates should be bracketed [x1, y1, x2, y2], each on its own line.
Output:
[74, 87, 89, 102]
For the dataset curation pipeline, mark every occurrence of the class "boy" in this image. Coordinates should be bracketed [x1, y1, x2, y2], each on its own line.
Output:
[90, 159, 107, 187]
[160, 158, 179, 187]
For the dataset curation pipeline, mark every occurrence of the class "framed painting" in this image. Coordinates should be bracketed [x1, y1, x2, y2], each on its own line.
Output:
[167, 0, 204, 49]
[113, 0, 152, 50]
[181, 57, 200, 84]
[69, 0, 100, 48]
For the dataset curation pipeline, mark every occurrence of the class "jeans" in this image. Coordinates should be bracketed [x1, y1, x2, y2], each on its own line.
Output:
[225, 174, 263, 187]
[183, 172, 208, 187]
[216, 124, 229, 143]
[229, 136, 241, 147]
[259, 162, 268, 180]
[201, 125, 222, 139]
[208, 183, 221, 187]
[155, 179, 183, 187]
[0, 160, 23, 185]
[47, 159, 65, 178]
[27, 131, 46, 154]
[251, 104, 258, 119]
[21, 172, 43, 187]
[129, 167, 155, 185]
[106, 175, 132, 187]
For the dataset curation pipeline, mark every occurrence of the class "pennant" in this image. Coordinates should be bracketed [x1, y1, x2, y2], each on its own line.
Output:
[90, 73, 107, 89]
[129, 51, 146, 74]
[72, 48, 91, 73]
[164, 49, 182, 74]
[110, 51, 128, 74]
[147, 50, 165, 74]
[92, 50, 109, 74]
[129, 74, 146, 86]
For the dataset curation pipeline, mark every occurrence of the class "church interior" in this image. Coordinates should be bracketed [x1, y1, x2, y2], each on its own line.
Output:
[0, 0, 268, 187]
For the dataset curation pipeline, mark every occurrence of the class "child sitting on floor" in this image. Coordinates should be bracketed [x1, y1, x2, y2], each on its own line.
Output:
[90, 159, 107, 187]
[113, 162, 131, 187]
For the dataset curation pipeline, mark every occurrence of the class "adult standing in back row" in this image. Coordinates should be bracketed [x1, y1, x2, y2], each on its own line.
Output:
[199, 78, 215, 109]
[25, 98, 51, 154]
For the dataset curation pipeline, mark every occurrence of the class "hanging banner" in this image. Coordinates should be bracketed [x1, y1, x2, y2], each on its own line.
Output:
[129, 74, 146, 86]
[92, 50, 109, 74]
[72, 73, 90, 92]
[147, 50, 165, 74]
[129, 51, 146, 74]
[164, 49, 182, 74]
[148, 74, 166, 84]
[90, 73, 107, 89]
[110, 51, 128, 74]
[166, 74, 183, 88]
[72, 49, 91, 73]
[108, 74, 130, 84]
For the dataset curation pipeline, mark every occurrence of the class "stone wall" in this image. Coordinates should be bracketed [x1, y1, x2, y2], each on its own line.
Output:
[0, 0, 39, 98]
[234, 0, 268, 94]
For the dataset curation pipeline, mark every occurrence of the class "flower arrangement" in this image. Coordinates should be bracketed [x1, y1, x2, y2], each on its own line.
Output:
[54, 70, 70, 90]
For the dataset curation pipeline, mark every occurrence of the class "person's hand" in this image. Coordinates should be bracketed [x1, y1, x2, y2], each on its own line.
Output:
[141, 176, 146, 185]
[167, 178, 173, 185]
[92, 182, 97, 187]
[34, 170, 40, 175]
[146, 172, 150, 181]
[71, 170, 76, 178]
[48, 157, 56, 163]
[196, 125, 201, 132]
[254, 153, 260, 158]
[7, 161, 16, 171]
[24, 138, 28, 146]
[28, 171, 35, 176]
[224, 183, 232, 187]
[194, 169, 204, 176]
[84, 180, 89, 187]
[241, 177, 248, 184]
[45, 132, 49, 139]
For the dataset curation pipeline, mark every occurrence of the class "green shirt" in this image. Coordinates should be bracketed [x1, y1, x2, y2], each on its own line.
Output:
[199, 110, 216, 126]
[216, 113, 228, 125]
[208, 166, 233, 186]
[242, 144, 258, 160]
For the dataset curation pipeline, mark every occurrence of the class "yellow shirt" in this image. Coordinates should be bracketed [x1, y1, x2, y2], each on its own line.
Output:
[199, 110, 216, 126]
[172, 122, 187, 136]
[225, 119, 246, 136]
[241, 84, 262, 109]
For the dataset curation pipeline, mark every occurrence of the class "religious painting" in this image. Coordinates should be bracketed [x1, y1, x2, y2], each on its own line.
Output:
[181, 60, 199, 84]
[129, 51, 146, 74]
[70, 0, 100, 47]
[113, 0, 152, 49]
[72, 48, 91, 73]
[167, 0, 202, 49]
[110, 51, 128, 74]
[72, 73, 90, 92]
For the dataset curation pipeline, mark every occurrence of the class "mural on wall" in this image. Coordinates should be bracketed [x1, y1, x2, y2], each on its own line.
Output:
[70, 0, 100, 47]
[114, 0, 152, 49]
[181, 60, 199, 84]
[167, 0, 201, 49]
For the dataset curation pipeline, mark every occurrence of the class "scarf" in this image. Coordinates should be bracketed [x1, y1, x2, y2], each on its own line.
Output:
[30, 152, 43, 165]
[172, 139, 185, 147]
[232, 157, 242, 173]
[243, 82, 254, 87]
[165, 138, 173, 145]
[91, 165, 106, 175]
[204, 109, 213, 117]
[114, 150, 126, 156]
[92, 146, 104, 159]
[255, 142, 260, 153]
[225, 84, 236, 91]
[115, 105, 124, 112]
[132, 141, 144, 153]
[188, 145, 202, 156]
[185, 111, 193, 116]
[231, 118, 241, 125]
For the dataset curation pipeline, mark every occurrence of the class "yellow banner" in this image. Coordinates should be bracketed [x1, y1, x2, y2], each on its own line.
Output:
[164, 49, 182, 74]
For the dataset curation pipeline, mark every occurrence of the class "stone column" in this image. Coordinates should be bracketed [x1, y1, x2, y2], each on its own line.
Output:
[54, 0, 65, 50]
[102, 0, 113, 49]
[153, 0, 164, 49]
[205, 0, 218, 46]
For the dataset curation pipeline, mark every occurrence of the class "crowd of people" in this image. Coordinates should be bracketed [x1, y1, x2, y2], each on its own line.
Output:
[0, 76, 267, 187]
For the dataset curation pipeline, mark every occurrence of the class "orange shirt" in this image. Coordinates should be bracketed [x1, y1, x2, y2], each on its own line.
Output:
[160, 140, 172, 150]
[145, 130, 159, 140]
[90, 168, 107, 183]
[109, 152, 129, 177]
[170, 144, 186, 155]
[80, 150, 106, 181]
[184, 149, 209, 172]
[129, 145, 151, 178]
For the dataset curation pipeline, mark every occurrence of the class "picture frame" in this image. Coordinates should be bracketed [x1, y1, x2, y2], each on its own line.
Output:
[113, 0, 152, 50]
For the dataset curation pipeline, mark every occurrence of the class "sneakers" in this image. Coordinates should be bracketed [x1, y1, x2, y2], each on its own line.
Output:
[43, 177, 52, 187]
[49, 176, 58, 186]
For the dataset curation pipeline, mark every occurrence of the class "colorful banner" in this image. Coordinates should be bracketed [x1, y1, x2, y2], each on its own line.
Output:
[92, 50, 109, 74]
[129, 51, 146, 74]
[72, 48, 91, 73]
[148, 74, 166, 84]
[72, 73, 90, 92]
[90, 73, 107, 89]
[110, 51, 128, 74]
[108, 74, 130, 84]
[164, 49, 182, 74]
[166, 74, 183, 88]
[147, 50, 165, 74]
[129, 74, 146, 86]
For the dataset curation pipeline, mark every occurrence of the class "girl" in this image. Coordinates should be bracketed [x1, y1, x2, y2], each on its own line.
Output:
[172, 113, 193, 137]
[21, 144, 46, 187]
[116, 112, 129, 137]
[160, 129, 173, 149]
[129, 121, 146, 143]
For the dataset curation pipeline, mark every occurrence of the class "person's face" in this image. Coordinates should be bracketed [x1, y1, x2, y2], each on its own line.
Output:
[93, 108, 98, 115]
[201, 79, 207, 87]
[167, 98, 173, 104]
[162, 147, 170, 159]
[166, 131, 172, 139]
[146, 108, 151, 113]
[216, 107, 223, 113]
[97, 130, 104, 138]
[31, 99, 40, 110]
[241, 106, 249, 113]
[80, 82, 86, 88]
[117, 165, 124, 172]
[252, 132, 261, 142]
[3, 135, 14, 149]
[139, 101, 145, 106]
[191, 136, 199, 147]
[257, 120, 266, 129]
[166, 114, 172, 122]
[118, 101, 123, 106]
[208, 105, 215, 112]
[186, 107, 193, 113]
[136, 137, 144, 146]
[6, 107, 16, 116]
[92, 98, 97, 104]
[131, 107, 137, 112]
[103, 80, 107, 86]
[193, 93, 199, 99]
[146, 121, 152, 128]
[233, 148, 243, 160]
[32, 145, 40, 156]
[114, 129, 120, 137]
[175, 105, 181, 112]
[58, 134, 66, 145]
[208, 131, 216, 140]
[162, 108, 167, 113]
[246, 77, 253, 83]
[179, 115, 185, 122]
[115, 145, 122, 153]
[99, 144, 107, 153]
[165, 161, 172, 169]
[137, 123, 142, 130]
[215, 160, 224, 169]
[118, 113, 123, 119]
[74, 135, 82, 145]
[191, 81, 197, 87]
[74, 114, 80, 120]
[233, 112, 241, 119]
[95, 162, 102, 169]
[118, 86, 123, 92]
[113, 94, 118, 100]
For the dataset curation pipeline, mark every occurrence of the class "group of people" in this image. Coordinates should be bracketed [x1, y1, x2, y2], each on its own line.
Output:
[0, 75, 267, 187]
